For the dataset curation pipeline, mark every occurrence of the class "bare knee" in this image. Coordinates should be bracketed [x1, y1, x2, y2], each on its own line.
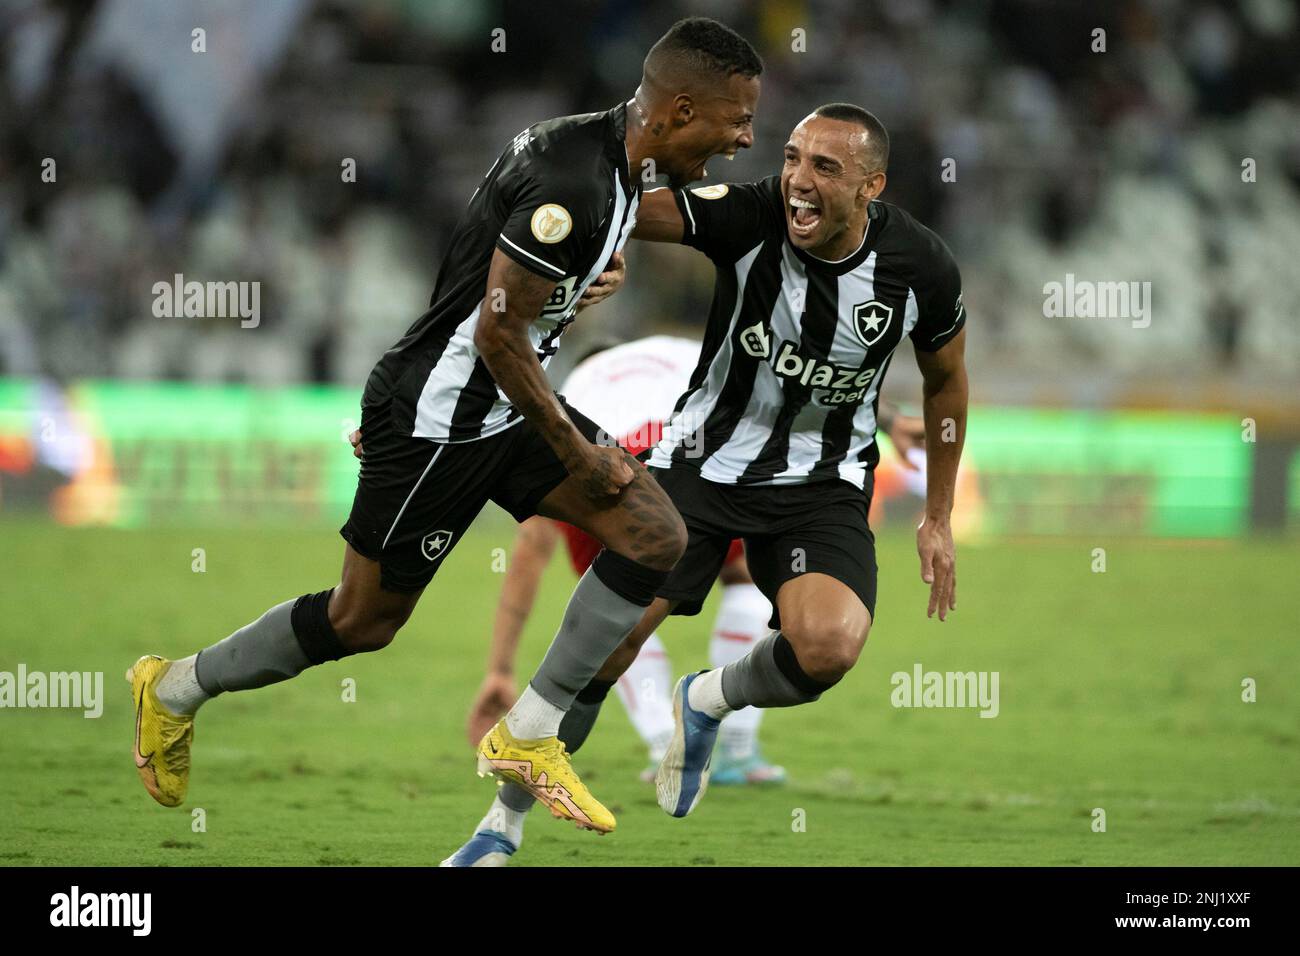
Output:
[782, 616, 870, 684]
[659, 512, 688, 569]
[627, 504, 686, 572]
[329, 592, 413, 653]
[616, 470, 688, 572]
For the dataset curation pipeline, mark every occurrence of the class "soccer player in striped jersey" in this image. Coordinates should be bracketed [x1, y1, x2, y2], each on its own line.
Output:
[638, 103, 969, 818]
[125, 19, 762, 837]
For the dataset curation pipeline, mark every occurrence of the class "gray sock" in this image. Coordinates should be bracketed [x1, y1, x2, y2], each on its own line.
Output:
[193, 599, 311, 696]
[529, 568, 650, 710]
[720, 631, 828, 709]
[496, 696, 608, 814]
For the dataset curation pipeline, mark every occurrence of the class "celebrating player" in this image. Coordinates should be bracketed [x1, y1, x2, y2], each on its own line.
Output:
[125, 18, 763, 837]
[643, 103, 968, 818]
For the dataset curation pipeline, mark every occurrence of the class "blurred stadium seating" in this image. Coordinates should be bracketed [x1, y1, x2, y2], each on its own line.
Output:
[1, 0, 1297, 531]
[2, 0, 1297, 384]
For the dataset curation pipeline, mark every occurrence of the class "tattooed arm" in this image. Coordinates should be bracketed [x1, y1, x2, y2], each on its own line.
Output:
[474, 249, 634, 501]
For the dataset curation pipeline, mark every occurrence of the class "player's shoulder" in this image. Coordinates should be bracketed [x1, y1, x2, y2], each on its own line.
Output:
[871, 200, 959, 274]
[868, 201, 961, 283]
[683, 174, 783, 215]
[507, 108, 621, 188]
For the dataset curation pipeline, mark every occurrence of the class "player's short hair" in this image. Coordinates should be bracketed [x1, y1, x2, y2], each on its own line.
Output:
[644, 17, 764, 89]
[813, 103, 890, 174]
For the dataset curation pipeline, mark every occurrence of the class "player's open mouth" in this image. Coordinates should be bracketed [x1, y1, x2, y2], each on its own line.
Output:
[698, 152, 735, 180]
[788, 195, 821, 238]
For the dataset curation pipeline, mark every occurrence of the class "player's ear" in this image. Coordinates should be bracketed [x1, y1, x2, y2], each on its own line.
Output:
[862, 171, 886, 202]
[671, 92, 694, 128]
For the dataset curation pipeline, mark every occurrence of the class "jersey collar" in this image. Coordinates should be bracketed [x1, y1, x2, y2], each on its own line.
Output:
[786, 200, 884, 276]
[610, 101, 638, 197]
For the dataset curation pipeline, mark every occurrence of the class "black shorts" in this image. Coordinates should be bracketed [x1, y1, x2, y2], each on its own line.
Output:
[647, 465, 878, 628]
[340, 395, 602, 592]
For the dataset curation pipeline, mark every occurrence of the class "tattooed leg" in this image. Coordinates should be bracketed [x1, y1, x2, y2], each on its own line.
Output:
[536, 451, 686, 571]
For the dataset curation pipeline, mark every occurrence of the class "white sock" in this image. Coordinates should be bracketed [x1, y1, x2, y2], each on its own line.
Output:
[155, 654, 210, 716]
[505, 685, 564, 739]
[477, 794, 526, 847]
[710, 584, 771, 758]
[687, 668, 732, 720]
[614, 632, 676, 759]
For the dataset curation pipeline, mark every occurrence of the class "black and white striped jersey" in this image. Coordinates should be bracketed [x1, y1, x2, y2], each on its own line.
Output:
[647, 176, 965, 490]
[368, 102, 640, 442]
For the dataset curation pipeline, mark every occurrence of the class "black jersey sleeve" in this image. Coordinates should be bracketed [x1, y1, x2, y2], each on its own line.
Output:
[908, 233, 966, 352]
[495, 153, 608, 282]
[673, 176, 783, 263]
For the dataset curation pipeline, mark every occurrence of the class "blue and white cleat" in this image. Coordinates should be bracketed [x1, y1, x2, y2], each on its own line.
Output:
[655, 672, 721, 818]
[439, 830, 518, 867]
[711, 751, 787, 786]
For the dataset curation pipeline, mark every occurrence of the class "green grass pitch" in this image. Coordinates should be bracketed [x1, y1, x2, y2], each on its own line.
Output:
[1, 516, 1296, 866]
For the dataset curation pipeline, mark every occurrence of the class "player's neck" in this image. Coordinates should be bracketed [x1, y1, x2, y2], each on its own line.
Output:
[807, 218, 869, 263]
[624, 95, 652, 180]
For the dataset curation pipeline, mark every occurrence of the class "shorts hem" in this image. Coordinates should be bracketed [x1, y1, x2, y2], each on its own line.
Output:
[338, 525, 431, 594]
[657, 587, 708, 617]
[510, 469, 568, 522]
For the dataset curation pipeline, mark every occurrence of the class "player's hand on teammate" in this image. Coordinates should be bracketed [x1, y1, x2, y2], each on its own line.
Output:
[916, 516, 956, 621]
[348, 428, 363, 460]
[576, 251, 626, 311]
[888, 413, 926, 469]
[569, 442, 636, 501]
[466, 671, 518, 747]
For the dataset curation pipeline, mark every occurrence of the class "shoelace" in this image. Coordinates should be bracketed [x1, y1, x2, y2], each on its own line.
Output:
[538, 738, 570, 762]
[160, 720, 192, 774]
[534, 738, 579, 784]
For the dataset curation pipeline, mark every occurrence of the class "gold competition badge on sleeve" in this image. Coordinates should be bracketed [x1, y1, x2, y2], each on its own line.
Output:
[530, 204, 572, 243]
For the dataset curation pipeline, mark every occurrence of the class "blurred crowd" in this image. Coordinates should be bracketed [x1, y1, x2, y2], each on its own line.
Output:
[0, 0, 1297, 394]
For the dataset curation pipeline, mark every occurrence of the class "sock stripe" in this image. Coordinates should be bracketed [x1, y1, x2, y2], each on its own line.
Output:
[576, 677, 616, 705]
[772, 633, 837, 695]
[590, 549, 669, 607]
[290, 589, 350, 664]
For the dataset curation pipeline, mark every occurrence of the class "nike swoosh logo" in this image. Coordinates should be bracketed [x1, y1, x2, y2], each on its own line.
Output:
[133, 689, 155, 769]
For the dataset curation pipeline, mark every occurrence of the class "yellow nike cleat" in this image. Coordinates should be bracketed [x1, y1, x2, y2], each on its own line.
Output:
[125, 655, 194, 808]
[475, 719, 615, 834]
